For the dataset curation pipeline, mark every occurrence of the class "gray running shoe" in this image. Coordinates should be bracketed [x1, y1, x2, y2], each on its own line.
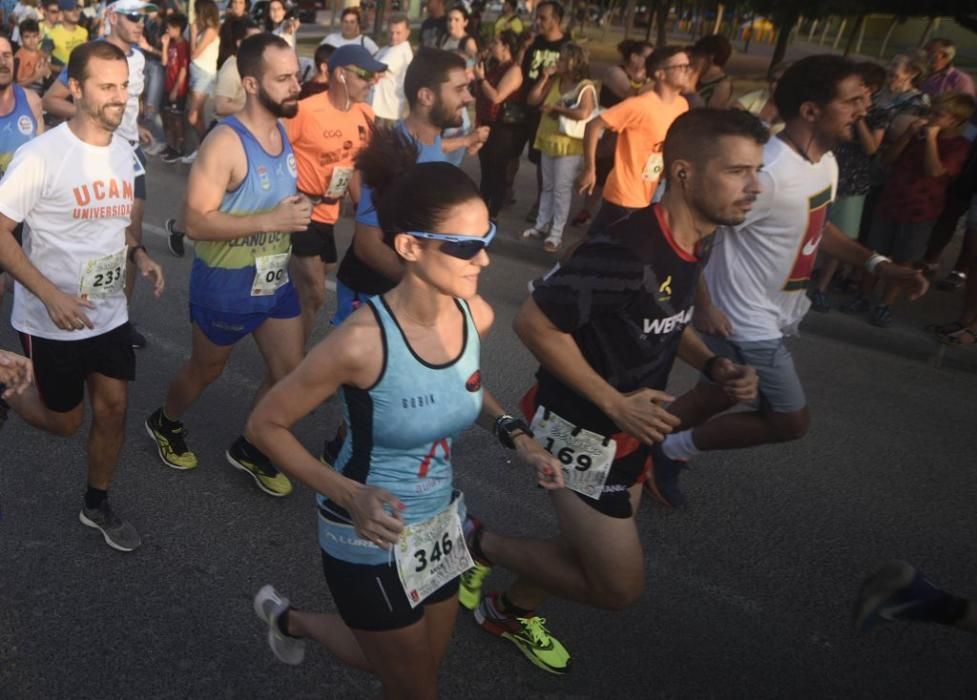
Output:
[254, 585, 306, 665]
[79, 501, 142, 552]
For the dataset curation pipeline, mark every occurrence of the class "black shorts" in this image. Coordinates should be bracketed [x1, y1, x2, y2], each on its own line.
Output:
[19, 323, 136, 413]
[134, 146, 147, 201]
[291, 220, 337, 262]
[321, 549, 460, 632]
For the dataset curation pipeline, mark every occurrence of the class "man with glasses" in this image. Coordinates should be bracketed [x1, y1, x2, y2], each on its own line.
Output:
[47, 0, 87, 66]
[285, 45, 384, 347]
[578, 46, 690, 233]
[144, 33, 312, 497]
[320, 7, 378, 55]
[921, 38, 975, 98]
[38, 0, 60, 37]
[42, 0, 156, 351]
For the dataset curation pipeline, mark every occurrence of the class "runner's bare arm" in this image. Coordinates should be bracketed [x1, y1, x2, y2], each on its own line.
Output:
[0, 214, 94, 329]
[578, 115, 610, 194]
[692, 276, 732, 337]
[247, 317, 406, 544]
[42, 79, 75, 120]
[514, 296, 679, 444]
[352, 221, 404, 282]
[677, 325, 715, 370]
[184, 126, 311, 241]
[821, 221, 928, 299]
[24, 89, 44, 135]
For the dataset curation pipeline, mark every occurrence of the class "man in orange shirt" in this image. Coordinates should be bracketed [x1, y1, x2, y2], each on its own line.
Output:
[578, 46, 691, 232]
[285, 45, 385, 345]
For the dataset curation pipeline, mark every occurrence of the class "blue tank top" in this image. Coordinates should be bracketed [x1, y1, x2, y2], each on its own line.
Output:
[318, 296, 483, 565]
[190, 116, 298, 313]
[0, 85, 38, 177]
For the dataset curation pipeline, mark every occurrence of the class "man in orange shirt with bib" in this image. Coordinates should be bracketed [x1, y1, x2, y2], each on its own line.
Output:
[579, 46, 691, 233]
[285, 45, 384, 344]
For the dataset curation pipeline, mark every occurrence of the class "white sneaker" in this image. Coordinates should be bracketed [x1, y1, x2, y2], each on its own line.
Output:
[543, 235, 562, 252]
[521, 226, 545, 240]
[180, 150, 198, 164]
[253, 584, 306, 665]
[144, 141, 166, 156]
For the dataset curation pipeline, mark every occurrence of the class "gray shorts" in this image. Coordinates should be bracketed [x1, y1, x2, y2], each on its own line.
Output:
[699, 334, 807, 414]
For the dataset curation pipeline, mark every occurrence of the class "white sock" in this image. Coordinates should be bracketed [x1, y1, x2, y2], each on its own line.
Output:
[662, 429, 699, 461]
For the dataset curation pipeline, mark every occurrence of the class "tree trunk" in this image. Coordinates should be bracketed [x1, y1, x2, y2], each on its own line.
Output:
[854, 13, 867, 55]
[879, 16, 899, 59]
[831, 17, 848, 51]
[818, 18, 831, 46]
[808, 19, 818, 41]
[918, 16, 940, 47]
[712, 3, 724, 35]
[622, 0, 637, 39]
[770, 9, 800, 70]
[844, 14, 865, 56]
[656, 0, 669, 46]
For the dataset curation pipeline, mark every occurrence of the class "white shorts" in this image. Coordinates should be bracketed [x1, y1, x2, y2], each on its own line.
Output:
[189, 64, 216, 95]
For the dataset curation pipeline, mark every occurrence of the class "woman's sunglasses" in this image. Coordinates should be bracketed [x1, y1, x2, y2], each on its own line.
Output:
[407, 222, 496, 260]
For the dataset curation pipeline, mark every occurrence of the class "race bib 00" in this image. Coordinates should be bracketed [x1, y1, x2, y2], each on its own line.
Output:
[530, 406, 616, 500]
[251, 249, 291, 297]
[324, 166, 354, 199]
[394, 498, 473, 608]
[79, 247, 126, 299]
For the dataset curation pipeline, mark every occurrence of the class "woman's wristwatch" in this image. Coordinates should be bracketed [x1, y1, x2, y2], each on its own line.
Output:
[493, 414, 533, 449]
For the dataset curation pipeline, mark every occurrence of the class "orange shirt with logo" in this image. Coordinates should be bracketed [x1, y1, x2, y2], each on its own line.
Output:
[285, 94, 374, 224]
[600, 91, 688, 208]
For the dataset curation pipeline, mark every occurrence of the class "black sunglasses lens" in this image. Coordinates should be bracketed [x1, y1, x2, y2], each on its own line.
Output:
[125, 13, 143, 22]
[440, 240, 484, 260]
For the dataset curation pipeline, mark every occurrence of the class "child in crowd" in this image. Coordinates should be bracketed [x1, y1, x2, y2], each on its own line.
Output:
[14, 18, 50, 93]
[160, 12, 189, 164]
[858, 92, 977, 327]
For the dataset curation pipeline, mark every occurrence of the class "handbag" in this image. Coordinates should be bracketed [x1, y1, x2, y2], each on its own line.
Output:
[558, 83, 600, 139]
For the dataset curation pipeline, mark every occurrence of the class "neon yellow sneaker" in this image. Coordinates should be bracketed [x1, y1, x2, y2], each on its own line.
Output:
[226, 436, 293, 497]
[475, 593, 571, 674]
[145, 408, 198, 470]
[459, 562, 492, 610]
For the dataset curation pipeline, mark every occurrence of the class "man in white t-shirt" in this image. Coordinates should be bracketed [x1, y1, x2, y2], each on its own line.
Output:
[370, 13, 412, 124]
[42, 0, 156, 350]
[0, 40, 164, 551]
[648, 55, 929, 501]
[320, 7, 378, 55]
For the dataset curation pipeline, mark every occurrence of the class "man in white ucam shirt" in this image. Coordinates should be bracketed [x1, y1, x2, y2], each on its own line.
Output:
[645, 55, 930, 502]
[0, 41, 164, 551]
[42, 0, 157, 350]
[370, 13, 412, 126]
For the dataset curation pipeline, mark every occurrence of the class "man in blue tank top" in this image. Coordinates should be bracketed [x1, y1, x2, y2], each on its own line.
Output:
[332, 48, 476, 327]
[145, 34, 313, 497]
[0, 34, 43, 303]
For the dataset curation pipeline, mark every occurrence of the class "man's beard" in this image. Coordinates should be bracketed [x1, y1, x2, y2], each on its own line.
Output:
[88, 101, 126, 131]
[430, 95, 462, 129]
[691, 190, 755, 228]
[0, 68, 12, 90]
[257, 85, 298, 118]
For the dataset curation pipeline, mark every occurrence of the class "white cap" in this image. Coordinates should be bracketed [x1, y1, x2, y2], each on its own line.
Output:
[106, 0, 159, 14]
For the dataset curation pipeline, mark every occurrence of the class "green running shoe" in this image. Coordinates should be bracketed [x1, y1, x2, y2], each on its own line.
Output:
[227, 436, 293, 497]
[459, 562, 492, 610]
[475, 593, 570, 674]
[145, 408, 198, 470]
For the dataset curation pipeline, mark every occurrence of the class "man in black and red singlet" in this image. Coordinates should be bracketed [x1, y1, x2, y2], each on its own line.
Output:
[457, 109, 767, 673]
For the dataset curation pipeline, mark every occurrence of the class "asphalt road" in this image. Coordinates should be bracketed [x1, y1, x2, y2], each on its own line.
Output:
[1, 153, 976, 700]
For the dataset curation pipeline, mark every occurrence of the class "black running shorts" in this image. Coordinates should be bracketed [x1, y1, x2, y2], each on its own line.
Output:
[320, 549, 460, 632]
[291, 221, 337, 263]
[19, 323, 136, 413]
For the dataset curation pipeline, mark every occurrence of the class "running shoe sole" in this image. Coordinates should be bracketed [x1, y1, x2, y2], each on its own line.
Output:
[78, 510, 139, 552]
[144, 420, 197, 471]
[474, 606, 569, 675]
[852, 560, 917, 634]
[226, 450, 289, 497]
